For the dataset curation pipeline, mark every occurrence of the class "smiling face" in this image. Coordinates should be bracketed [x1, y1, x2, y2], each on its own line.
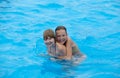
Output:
[43, 29, 55, 47]
[44, 36, 55, 47]
[56, 29, 67, 45]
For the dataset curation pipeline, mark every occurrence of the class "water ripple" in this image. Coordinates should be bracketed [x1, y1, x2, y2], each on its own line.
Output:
[36, 3, 64, 10]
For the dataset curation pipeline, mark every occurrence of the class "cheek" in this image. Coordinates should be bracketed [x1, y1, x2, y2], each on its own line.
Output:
[51, 40, 55, 43]
[57, 37, 60, 40]
[57, 38, 61, 41]
[44, 40, 49, 44]
[65, 36, 67, 40]
[44, 41, 48, 45]
[56, 37, 59, 40]
[62, 35, 67, 39]
[44, 40, 46, 43]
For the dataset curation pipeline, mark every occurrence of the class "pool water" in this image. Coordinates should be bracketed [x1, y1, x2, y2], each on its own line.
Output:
[0, 0, 120, 78]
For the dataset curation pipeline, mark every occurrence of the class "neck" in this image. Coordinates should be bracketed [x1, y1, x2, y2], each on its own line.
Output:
[48, 43, 56, 54]
[47, 43, 55, 48]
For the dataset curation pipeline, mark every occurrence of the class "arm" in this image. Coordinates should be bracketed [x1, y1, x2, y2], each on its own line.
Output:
[48, 50, 55, 57]
[55, 43, 67, 59]
[64, 37, 72, 60]
[68, 38, 86, 60]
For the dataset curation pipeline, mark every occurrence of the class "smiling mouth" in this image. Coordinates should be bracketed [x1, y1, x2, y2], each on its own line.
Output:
[46, 42, 52, 45]
[49, 42, 52, 45]
[59, 40, 65, 44]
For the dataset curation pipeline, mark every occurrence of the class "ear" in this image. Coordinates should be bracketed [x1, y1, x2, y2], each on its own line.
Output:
[67, 36, 69, 40]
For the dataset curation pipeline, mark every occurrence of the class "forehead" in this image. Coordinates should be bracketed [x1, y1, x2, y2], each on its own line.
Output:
[46, 36, 54, 39]
[56, 29, 66, 34]
[45, 36, 54, 40]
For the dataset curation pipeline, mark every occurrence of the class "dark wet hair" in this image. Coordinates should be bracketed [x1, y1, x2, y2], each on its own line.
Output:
[43, 29, 55, 40]
[55, 26, 67, 34]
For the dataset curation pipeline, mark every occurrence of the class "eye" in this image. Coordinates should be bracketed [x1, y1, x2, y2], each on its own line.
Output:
[47, 37, 51, 40]
[57, 35, 60, 37]
[62, 35, 65, 36]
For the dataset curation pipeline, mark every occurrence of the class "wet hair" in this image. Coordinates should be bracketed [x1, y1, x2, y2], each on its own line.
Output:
[43, 29, 55, 40]
[55, 26, 67, 34]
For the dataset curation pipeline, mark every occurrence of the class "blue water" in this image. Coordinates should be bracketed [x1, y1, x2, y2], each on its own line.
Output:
[0, 0, 120, 78]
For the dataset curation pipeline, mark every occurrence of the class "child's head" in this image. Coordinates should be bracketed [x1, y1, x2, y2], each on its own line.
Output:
[43, 29, 55, 47]
[55, 26, 68, 45]
[43, 29, 55, 40]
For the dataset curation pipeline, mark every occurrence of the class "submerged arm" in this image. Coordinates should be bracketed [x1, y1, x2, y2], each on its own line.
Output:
[64, 37, 72, 60]
[71, 41, 87, 62]
[65, 37, 86, 62]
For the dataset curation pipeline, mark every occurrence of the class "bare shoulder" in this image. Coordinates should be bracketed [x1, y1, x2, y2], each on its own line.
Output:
[68, 38, 77, 48]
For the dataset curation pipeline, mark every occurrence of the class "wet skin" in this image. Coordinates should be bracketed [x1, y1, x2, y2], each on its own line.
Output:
[56, 29, 67, 45]
[44, 37, 55, 47]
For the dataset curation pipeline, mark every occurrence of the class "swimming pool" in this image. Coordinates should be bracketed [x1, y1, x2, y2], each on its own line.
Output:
[0, 0, 120, 78]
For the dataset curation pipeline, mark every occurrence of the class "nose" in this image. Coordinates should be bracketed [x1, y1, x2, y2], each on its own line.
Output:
[60, 36, 64, 40]
[45, 40, 50, 44]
